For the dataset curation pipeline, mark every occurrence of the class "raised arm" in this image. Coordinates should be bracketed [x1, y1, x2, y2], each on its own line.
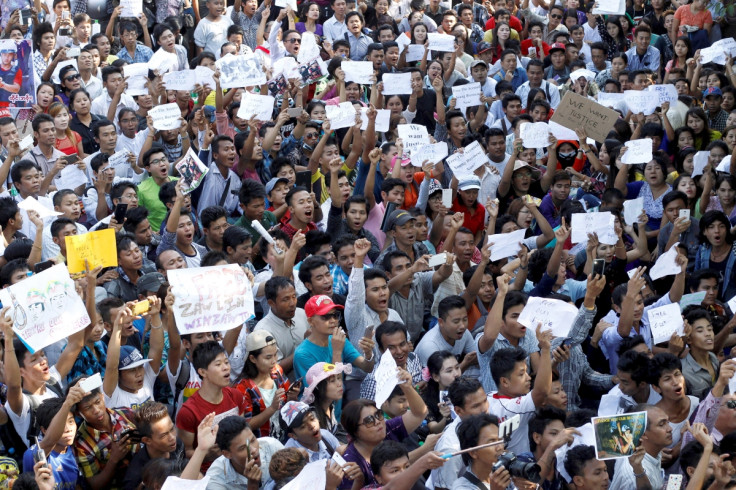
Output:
[477, 274, 509, 353]
[398, 367, 428, 433]
[363, 147, 381, 210]
[0, 308, 22, 416]
[531, 323, 553, 407]
[617, 267, 646, 338]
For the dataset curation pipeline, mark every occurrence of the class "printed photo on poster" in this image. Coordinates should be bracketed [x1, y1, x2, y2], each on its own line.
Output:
[592, 412, 647, 460]
[0, 40, 35, 109]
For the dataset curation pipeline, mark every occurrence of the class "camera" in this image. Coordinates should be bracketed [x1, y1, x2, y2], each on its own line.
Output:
[491, 451, 541, 483]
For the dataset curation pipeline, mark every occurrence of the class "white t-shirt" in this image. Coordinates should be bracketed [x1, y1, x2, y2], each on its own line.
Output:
[4, 367, 62, 447]
[104, 362, 157, 410]
[166, 358, 203, 409]
[487, 391, 537, 454]
[194, 16, 234, 58]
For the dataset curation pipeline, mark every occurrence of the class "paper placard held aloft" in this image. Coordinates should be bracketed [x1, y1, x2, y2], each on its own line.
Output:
[621, 138, 653, 164]
[691, 151, 710, 177]
[215, 54, 266, 89]
[374, 349, 403, 408]
[452, 82, 482, 110]
[410, 142, 448, 167]
[519, 122, 550, 148]
[648, 303, 684, 344]
[175, 148, 210, 195]
[397, 124, 430, 152]
[66, 228, 118, 274]
[516, 296, 579, 338]
[647, 84, 678, 105]
[570, 212, 617, 245]
[445, 141, 488, 176]
[163, 70, 197, 91]
[147, 48, 179, 75]
[622, 197, 644, 227]
[148, 103, 182, 130]
[649, 242, 682, 280]
[237, 92, 275, 121]
[326, 102, 358, 130]
[486, 228, 527, 261]
[623, 90, 659, 116]
[382, 72, 413, 95]
[549, 91, 618, 143]
[427, 33, 455, 51]
[343, 61, 375, 85]
[592, 412, 647, 460]
[360, 108, 391, 132]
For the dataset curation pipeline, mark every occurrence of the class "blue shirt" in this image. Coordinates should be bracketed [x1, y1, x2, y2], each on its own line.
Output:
[23, 445, 79, 490]
[293, 336, 362, 381]
[116, 44, 154, 64]
[493, 67, 529, 92]
[624, 45, 660, 72]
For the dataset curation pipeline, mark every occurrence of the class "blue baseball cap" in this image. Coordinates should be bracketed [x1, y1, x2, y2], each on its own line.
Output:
[118, 346, 152, 371]
[703, 87, 723, 98]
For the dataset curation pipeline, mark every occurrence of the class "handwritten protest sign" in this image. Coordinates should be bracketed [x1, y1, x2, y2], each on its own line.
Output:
[147, 48, 178, 74]
[713, 38, 736, 57]
[149, 103, 182, 130]
[374, 348, 403, 407]
[517, 296, 579, 338]
[452, 82, 481, 110]
[445, 141, 488, 175]
[410, 142, 448, 167]
[621, 138, 653, 164]
[0, 264, 90, 353]
[406, 44, 428, 62]
[397, 124, 430, 152]
[215, 54, 265, 89]
[57, 164, 88, 191]
[700, 46, 727, 65]
[281, 460, 327, 490]
[343, 61, 375, 85]
[194, 66, 216, 90]
[163, 70, 196, 91]
[550, 91, 618, 143]
[237, 93, 275, 121]
[692, 151, 710, 177]
[108, 151, 132, 176]
[123, 62, 150, 96]
[519, 122, 550, 148]
[592, 0, 625, 14]
[623, 197, 643, 227]
[175, 149, 209, 195]
[649, 243, 682, 280]
[648, 84, 678, 105]
[66, 229, 118, 274]
[382, 72, 412, 95]
[120, 0, 142, 17]
[648, 303, 684, 344]
[486, 228, 527, 261]
[570, 212, 617, 245]
[592, 412, 647, 460]
[169, 264, 255, 334]
[326, 102, 357, 130]
[427, 33, 455, 51]
[360, 108, 390, 132]
[17, 196, 61, 219]
[596, 92, 626, 109]
[623, 90, 659, 115]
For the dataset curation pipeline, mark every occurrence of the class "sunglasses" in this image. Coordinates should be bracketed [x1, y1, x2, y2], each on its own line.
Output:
[359, 410, 384, 427]
[65, 73, 81, 81]
[727, 400, 736, 409]
[550, 13, 562, 18]
[286, 38, 301, 44]
[320, 312, 342, 321]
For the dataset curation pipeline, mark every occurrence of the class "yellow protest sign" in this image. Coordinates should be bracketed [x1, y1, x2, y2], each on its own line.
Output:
[65, 228, 118, 274]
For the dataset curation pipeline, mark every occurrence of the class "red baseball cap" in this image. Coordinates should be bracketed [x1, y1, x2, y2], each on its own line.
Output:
[549, 43, 566, 53]
[305, 294, 344, 318]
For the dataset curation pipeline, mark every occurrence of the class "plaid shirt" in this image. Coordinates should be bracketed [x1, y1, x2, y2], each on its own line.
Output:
[75, 408, 138, 486]
[468, 23, 485, 43]
[331, 264, 351, 296]
[556, 305, 614, 411]
[470, 2, 490, 27]
[234, 365, 291, 438]
[67, 342, 107, 385]
[116, 44, 154, 64]
[230, 2, 268, 50]
[33, 50, 51, 81]
[707, 108, 729, 133]
[360, 352, 423, 400]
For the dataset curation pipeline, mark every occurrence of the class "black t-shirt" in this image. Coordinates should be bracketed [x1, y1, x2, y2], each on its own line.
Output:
[123, 439, 185, 490]
[413, 88, 438, 133]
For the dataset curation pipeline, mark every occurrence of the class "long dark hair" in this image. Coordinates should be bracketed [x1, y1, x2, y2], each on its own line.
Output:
[686, 107, 711, 149]
[341, 399, 377, 440]
[235, 346, 266, 382]
[422, 351, 457, 419]
[310, 374, 338, 430]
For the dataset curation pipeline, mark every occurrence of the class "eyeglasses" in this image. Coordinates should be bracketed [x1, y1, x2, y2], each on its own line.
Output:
[358, 410, 384, 427]
[305, 132, 319, 139]
[149, 157, 168, 166]
[727, 400, 736, 409]
[320, 312, 342, 321]
[550, 13, 562, 19]
[64, 73, 81, 81]
[286, 38, 301, 44]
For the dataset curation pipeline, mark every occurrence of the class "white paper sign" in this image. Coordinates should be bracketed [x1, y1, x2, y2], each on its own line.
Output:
[360, 108, 390, 132]
[592, 0, 625, 14]
[486, 228, 527, 261]
[148, 103, 182, 130]
[556, 423, 596, 483]
[406, 44, 428, 62]
[382, 72, 413, 95]
[548, 120, 579, 141]
[445, 141, 489, 176]
[194, 66, 216, 90]
[273, 56, 300, 80]
[326, 102, 357, 130]
[680, 291, 706, 310]
[18, 134, 34, 152]
[570, 212, 617, 245]
[621, 138, 653, 164]
[237, 92, 275, 121]
[452, 82, 482, 110]
[0, 264, 90, 353]
[147, 48, 179, 75]
[647, 84, 678, 105]
[648, 303, 684, 344]
[410, 142, 448, 167]
[570, 69, 595, 82]
[17, 196, 61, 219]
[169, 264, 255, 334]
[700, 46, 727, 65]
[517, 296, 579, 338]
[596, 92, 626, 108]
[713, 38, 736, 57]
[215, 53, 266, 89]
[124, 62, 150, 96]
[297, 32, 320, 64]
[374, 349, 402, 408]
[728, 295, 736, 315]
[624, 90, 659, 115]
[120, 0, 142, 17]
[623, 197, 644, 227]
[397, 124, 430, 152]
[649, 242, 682, 280]
[716, 155, 731, 173]
[107, 150, 131, 176]
[519, 122, 550, 149]
[161, 477, 210, 490]
[275, 0, 297, 12]
[163, 70, 197, 91]
[281, 460, 327, 490]
[343, 61, 375, 85]
[692, 151, 710, 177]
[427, 33, 455, 52]
[57, 164, 89, 191]
[395, 34, 411, 54]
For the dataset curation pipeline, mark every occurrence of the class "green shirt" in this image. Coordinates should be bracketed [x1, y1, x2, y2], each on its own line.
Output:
[137, 177, 178, 232]
[234, 211, 278, 246]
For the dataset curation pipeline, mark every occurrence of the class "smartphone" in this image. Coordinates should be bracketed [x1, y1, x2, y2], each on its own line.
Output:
[442, 188, 452, 208]
[33, 260, 54, 274]
[66, 46, 81, 58]
[132, 299, 150, 316]
[116, 428, 142, 443]
[679, 209, 690, 220]
[592, 258, 605, 277]
[295, 170, 311, 190]
[291, 378, 303, 391]
[364, 325, 374, 339]
[20, 9, 32, 24]
[113, 203, 128, 223]
[380, 201, 398, 232]
[428, 253, 448, 268]
[62, 154, 80, 165]
[666, 474, 683, 490]
[287, 108, 303, 118]
[33, 439, 46, 468]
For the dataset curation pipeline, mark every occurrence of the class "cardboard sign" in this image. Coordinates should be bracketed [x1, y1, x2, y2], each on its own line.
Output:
[648, 303, 684, 344]
[215, 53, 266, 89]
[65, 228, 118, 274]
[592, 412, 647, 460]
[148, 103, 182, 130]
[410, 142, 448, 167]
[0, 264, 90, 354]
[486, 228, 527, 261]
[624, 90, 659, 116]
[519, 122, 550, 149]
[343, 61, 375, 85]
[445, 141, 488, 176]
[517, 296, 579, 338]
[427, 33, 455, 52]
[452, 82, 482, 110]
[169, 264, 255, 334]
[175, 148, 209, 195]
[397, 124, 430, 152]
[382, 72, 413, 95]
[621, 138, 653, 164]
[163, 70, 197, 91]
[550, 91, 619, 143]
[237, 92, 275, 121]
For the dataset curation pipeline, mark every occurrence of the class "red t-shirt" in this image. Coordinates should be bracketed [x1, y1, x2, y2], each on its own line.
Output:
[485, 15, 523, 32]
[520, 38, 551, 57]
[451, 200, 486, 235]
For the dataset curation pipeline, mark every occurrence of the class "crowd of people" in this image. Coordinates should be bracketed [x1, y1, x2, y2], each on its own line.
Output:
[0, 0, 733, 488]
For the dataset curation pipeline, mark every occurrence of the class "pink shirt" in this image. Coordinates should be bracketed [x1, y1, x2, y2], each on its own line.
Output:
[364, 201, 386, 249]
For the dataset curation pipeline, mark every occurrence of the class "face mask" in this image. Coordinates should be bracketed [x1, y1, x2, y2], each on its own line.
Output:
[559, 150, 577, 160]
[309, 119, 323, 125]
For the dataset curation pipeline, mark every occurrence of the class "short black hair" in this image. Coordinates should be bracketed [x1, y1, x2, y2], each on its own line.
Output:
[36, 396, 66, 432]
[201, 206, 228, 229]
[223, 226, 252, 253]
[0, 196, 19, 228]
[215, 415, 252, 452]
[32, 113, 54, 133]
[304, 230, 331, 256]
[201, 251, 228, 267]
[298, 255, 331, 286]
[438, 295, 466, 320]
[158, 181, 178, 207]
[285, 185, 309, 207]
[123, 206, 149, 234]
[265, 276, 295, 302]
[111, 181, 137, 204]
[617, 334, 647, 355]
[382, 250, 411, 273]
[141, 144, 167, 168]
[370, 441, 409, 476]
[491, 347, 527, 387]
[457, 414, 500, 465]
[564, 445, 597, 479]
[0, 259, 29, 288]
[647, 353, 682, 387]
[528, 406, 566, 452]
[50, 217, 75, 238]
[364, 268, 389, 287]
[192, 340, 227, 373]
[98, 296, 124, 324]
[239, 179, 267, 206]
[688, 269, 720, 293]
[616, 350, 650, 384]
[10, 160, 41, 185]
[375, 321, 407, 351]
[448, 376, 484, 409]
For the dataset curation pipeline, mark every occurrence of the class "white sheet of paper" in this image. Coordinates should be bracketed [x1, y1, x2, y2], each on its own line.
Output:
[596, 91, 626, 108]
[343, 61, 375, 85]
[624, 90, 659, 115]
[51, 59, 77, 84]
[623, 197, 644, 227]
[547, 120, 596, 146]
[405, 44, 429, 62]
[18, 134, 33, 152]
[716, 155, 731, 173]
[647, 84, 678, 105]
[700, 46, 727, 65]
[149, 103, 182, 130]
[692, 151, 710, 177]
[397, 124, 430, 152]
[648, 303, 685, 344]
[80, 372, 103, 392]
[597, 394, 625, 416]
[395, 34, 411, 54]
[519, 122, 550, 148]
[713, 38, 736, 56]
[570, 212, 617, 245]
[119, 0, 142, 17]
[124, 61, 150, 96]
[517, 296, 579, 338]
[410, 142, 448, 167]
[161, 476, 210, 490]
[107, 150, 131, 175]
[374, 350, 401, 408]
[148, 48, 179, 75]
[382, 72, 412, 95]
[273, 56, 300, 79]
[649, 242, 682, 280]
[621, 138, 653, 164]
[728, 295, 736, 315]
[237, 92, 276, 121]
[57, 164, 88, 191]
[326, 102, 357, 130]
[17, 196, 61, 219]
[680, 291, 706, 310]
[163, 70, 196, 91]
[360, 108, 390, 132]
[194, 66, 216, 90]
[427, 33, 455, 52]
[452, 82, 482, 110]
[215, 53, 266, 89]
[556, 423, 597, 483]
[281, 460, 327, 490]
[592, 0, 625, 14]
[570, 69, 595, 82]
[445, 141, 488, 176]
[486, 228, 527, 261]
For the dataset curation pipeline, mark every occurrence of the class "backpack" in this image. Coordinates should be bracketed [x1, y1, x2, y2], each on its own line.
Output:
[171, 359, 191, 419]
